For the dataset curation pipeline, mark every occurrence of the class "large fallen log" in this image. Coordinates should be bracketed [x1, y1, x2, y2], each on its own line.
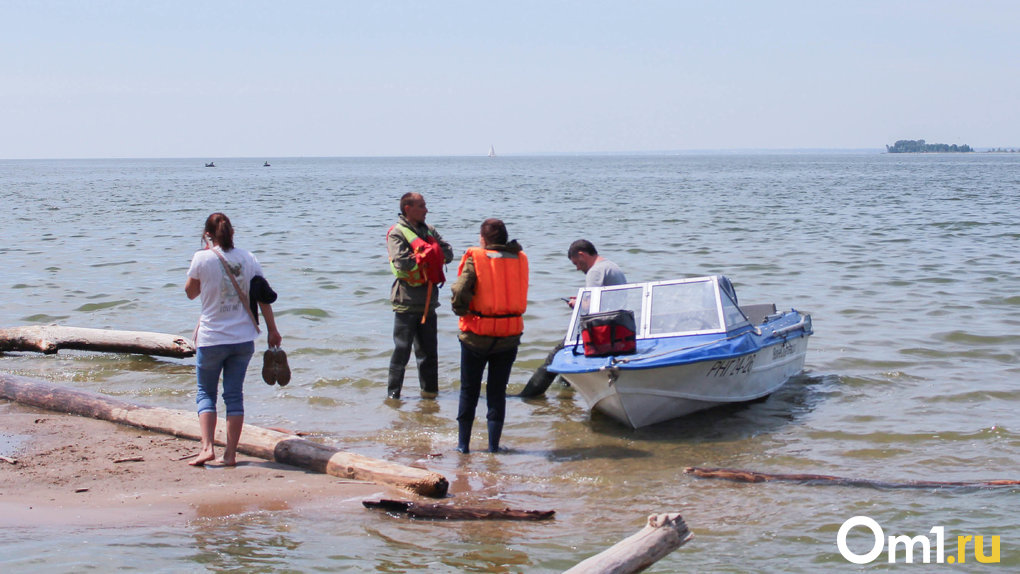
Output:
[564, 513, 692, 574]
[363, 499, 555, 521]
[0, 325, 195, 358]
[0, 374, 448, 497]
[685, 467, 1020, 489]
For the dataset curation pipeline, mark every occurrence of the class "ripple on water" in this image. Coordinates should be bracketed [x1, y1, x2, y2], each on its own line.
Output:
[278, 307, 331, 320]
[20, 313, 70, 323]
[75, 299, 131, 312]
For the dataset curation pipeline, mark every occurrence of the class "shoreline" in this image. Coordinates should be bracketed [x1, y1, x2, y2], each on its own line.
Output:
[0, 404, 393, 528]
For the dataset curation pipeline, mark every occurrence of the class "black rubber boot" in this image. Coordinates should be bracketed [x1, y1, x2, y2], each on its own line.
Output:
[386, 367, 404, 399]
[457, 419, 472, 453]
[487, 419, 504, 453]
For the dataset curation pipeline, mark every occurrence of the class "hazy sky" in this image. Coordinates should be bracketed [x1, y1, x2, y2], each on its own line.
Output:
[3, 1, 1017, 159]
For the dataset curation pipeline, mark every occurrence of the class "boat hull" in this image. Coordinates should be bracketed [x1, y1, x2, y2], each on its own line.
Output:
[560, 335, 809, 428]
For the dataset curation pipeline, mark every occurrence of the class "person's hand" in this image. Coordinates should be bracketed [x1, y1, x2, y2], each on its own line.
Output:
[567, 296, 576, 309]
[267, 330, 282, 348]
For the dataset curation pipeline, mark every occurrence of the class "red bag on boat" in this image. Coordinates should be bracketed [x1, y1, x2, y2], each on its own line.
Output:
[578, 310, 637, 357]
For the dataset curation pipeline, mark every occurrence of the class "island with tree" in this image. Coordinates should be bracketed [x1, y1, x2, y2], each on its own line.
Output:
[886, 139, 972, 153]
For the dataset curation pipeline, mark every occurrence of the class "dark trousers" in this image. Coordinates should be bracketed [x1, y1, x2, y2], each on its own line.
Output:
[456, 340, 518, 452]
[387, 310, 439, 397]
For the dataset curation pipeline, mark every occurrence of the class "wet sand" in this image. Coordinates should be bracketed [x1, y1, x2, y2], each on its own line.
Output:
[0, 404, 393, 528]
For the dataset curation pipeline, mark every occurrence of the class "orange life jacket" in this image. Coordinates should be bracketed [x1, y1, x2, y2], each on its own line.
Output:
[388, 223, 446, 286]
[457, 246, 529, 337]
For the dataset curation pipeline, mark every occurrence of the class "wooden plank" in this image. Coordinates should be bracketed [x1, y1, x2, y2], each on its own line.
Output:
[0, 325, 195, 358]
[0, 374, 449, 497]
[564, 513, 692, 574]
[363, 499, 555, 521]
[684, 467, 1020, 489]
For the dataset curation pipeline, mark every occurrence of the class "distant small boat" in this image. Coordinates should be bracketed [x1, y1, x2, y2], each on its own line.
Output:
[488, 145, 496, 158]
[205, 162, 215, 167]
[263, 161, 271, 167]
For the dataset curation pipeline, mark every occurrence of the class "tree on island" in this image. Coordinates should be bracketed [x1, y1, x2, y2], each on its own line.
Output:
[886, 139, 972, 153]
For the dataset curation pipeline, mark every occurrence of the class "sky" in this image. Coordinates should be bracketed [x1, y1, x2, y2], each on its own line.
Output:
[2, 0, 1018, 159]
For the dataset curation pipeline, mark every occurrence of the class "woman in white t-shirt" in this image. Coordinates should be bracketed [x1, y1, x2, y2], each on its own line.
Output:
[184, 213, 282, 466]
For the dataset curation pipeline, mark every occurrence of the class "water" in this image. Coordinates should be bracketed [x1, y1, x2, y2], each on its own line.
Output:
[2, 153, 1018, 571]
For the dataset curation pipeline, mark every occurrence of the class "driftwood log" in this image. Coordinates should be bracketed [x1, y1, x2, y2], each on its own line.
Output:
[564, 513, 692, 574]
[0, 374, 449, 497]
[685, 467, 1020, 489]
[363, 499, 555, 521]
[0, 325, 195, 358]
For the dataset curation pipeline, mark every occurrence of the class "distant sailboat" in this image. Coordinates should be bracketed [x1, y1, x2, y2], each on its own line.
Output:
[488, 145, 496, 158]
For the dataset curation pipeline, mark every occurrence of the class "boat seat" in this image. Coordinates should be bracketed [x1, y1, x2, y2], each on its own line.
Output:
[740, 303, 777, 325]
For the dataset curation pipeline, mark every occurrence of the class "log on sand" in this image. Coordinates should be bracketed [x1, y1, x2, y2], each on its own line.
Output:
[0, 374, 448, 497]
[564, 513, 692, 574]
[0, 325, 195, 358]
[363, 499, 555, 521]
[685, 467, 1020, 489]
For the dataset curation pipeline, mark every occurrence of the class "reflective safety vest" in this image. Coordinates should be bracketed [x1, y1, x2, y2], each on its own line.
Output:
[388, 223, 446, 286]
[458, 246, 529, 337]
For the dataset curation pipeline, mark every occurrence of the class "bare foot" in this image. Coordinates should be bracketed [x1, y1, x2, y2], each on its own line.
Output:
[217, 456, 237, 467]
[188, 450, 216, 466]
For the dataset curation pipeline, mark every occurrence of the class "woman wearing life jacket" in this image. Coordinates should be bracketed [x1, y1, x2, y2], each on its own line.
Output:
[450, 218, 529, 453]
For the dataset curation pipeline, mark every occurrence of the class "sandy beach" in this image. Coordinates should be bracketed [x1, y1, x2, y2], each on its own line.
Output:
[0, 403, 393, 528]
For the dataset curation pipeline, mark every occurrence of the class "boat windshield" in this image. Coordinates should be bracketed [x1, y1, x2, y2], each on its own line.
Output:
[569, 285, 643, 341]
[565, 276, 749, 342]
[649, 280, 721, 334]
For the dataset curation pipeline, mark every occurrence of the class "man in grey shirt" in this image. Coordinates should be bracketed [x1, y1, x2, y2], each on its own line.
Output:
[568, 239, 627, 288]
[519, 239, 627, 397]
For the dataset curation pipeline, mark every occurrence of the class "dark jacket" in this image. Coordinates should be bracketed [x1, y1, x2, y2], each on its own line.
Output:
[249, 275, 278, 326]
[386, 215, 454, 313]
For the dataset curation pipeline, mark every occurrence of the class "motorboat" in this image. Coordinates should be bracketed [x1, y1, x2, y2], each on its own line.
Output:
[205, 162, 215, 167]
[546, 275, 812, 428]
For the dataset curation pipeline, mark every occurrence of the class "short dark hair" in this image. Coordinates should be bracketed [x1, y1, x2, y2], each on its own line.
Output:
[567, 239, 597, 259]
[399, 192, 422, 216]
[480, 218, 508, 246]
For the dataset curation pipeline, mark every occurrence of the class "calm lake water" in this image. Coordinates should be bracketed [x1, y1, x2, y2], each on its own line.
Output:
[2, 153, 1018, 571]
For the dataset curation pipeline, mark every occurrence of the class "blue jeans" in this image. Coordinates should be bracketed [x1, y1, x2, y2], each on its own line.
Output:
[195, 341, 255, 416]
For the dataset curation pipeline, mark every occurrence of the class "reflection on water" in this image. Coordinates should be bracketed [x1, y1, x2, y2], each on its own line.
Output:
[4, 154, 1020, 571]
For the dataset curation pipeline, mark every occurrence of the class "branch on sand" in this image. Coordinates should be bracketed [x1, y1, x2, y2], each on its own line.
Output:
[0, 374, 449, 497]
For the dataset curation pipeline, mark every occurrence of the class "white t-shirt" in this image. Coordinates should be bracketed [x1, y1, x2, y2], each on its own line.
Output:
[187, 246, 263, 347]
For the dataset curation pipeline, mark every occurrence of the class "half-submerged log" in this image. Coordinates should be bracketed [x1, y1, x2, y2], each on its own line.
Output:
[0, 374, 448, 497]
[363, 499, 555, 521]
[685, 467, 1020, 489]
[564, 513, 692, 574]
[0, 325, 195, 358]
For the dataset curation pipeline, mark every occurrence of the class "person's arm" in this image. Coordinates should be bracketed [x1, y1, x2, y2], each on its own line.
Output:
[432, 228, 455, 264]
[185, 277, 201, 300]
[258, 302, 283, 348]
[386, 229, 416, 273]
[450, 256, 476, 316]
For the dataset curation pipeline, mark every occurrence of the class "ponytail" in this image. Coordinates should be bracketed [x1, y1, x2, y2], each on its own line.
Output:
[203, 212, 235, 251]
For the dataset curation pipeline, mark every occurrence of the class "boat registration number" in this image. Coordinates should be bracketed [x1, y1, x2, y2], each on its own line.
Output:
[706, 355, 755, 378]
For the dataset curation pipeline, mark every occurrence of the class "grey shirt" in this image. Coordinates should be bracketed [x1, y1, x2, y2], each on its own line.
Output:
[586, 258, 627, 287]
